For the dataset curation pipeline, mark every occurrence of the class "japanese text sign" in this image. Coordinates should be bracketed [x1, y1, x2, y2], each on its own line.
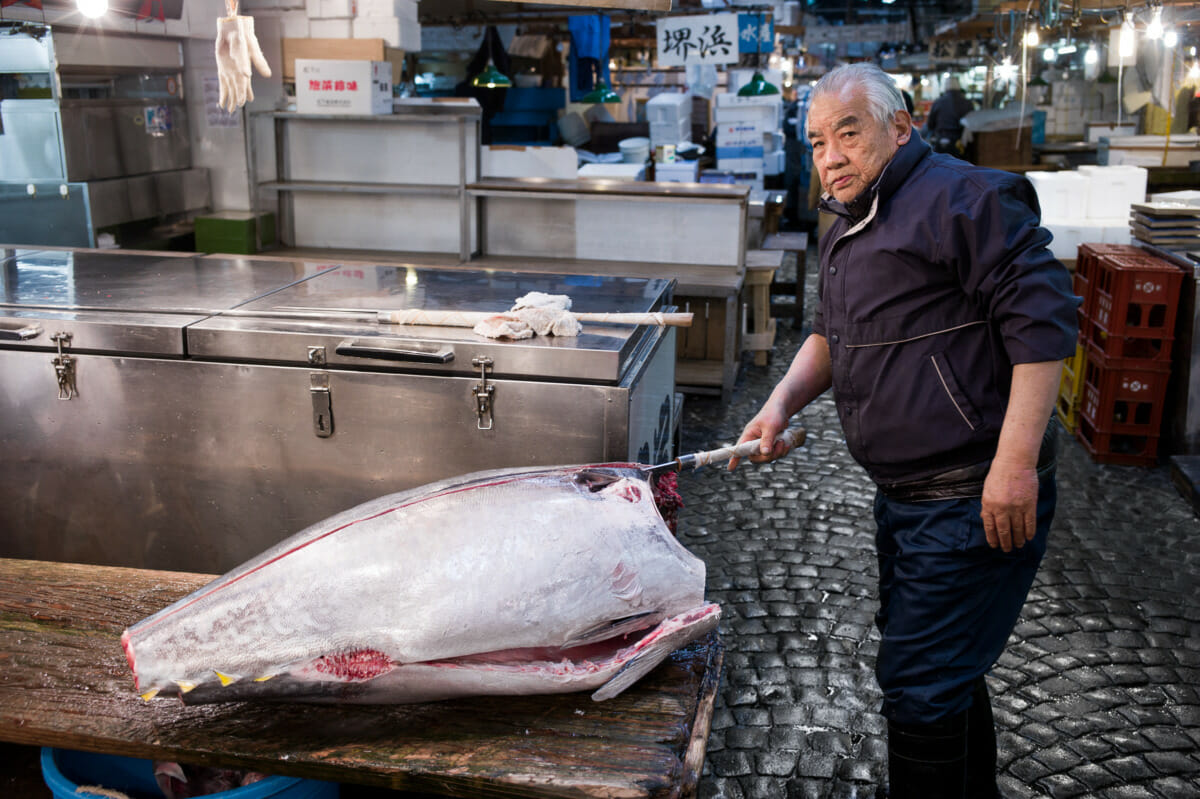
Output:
[737, 13, 774, 54]
[656, 13, 738, 67]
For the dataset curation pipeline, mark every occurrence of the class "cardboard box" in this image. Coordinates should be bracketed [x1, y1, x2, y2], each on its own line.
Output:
[282, 38, 405, 82]
[295, 59, 392, 114]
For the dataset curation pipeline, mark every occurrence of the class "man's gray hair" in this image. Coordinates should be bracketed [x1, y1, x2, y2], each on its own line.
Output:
[811, 63, 906, 126]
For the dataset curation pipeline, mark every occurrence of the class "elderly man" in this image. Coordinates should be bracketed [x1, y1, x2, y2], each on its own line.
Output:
[731, 63, 1077, 797]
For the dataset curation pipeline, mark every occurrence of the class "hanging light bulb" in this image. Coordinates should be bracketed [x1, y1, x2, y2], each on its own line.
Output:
[1164, 29, 1178, 49]
[1190, 60, 1200, 80]
[1084, 46, 1099, 65]
[1119, 12, 1136, 58]
[1024, 26, 1040, 47]
[1042, 46, 1057, 63]
[77, 0, 108, 17]
[1146, 7, 1164, 40]
[997, 56, 1018, 83]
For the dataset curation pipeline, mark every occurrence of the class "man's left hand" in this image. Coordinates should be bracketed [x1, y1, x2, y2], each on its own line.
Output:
[980, 460, 1039, 552]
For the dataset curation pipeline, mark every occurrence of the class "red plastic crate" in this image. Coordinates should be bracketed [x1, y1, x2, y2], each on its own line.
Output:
[1079, 351, 1170, 436]
[1076, 415, 1160, 466]
[1075, 243, 1144, 319]
[1084, 317, 1175, 367]
[1089, 252, 1185, 340]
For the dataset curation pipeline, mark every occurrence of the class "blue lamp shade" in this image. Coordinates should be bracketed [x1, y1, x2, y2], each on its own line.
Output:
[737, 71, 780, 97]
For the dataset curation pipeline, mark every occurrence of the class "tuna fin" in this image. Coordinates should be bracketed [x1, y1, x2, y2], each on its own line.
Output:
[139, 688, 160, 701]
[254, 673, 276, 682]
[174, 680, 197, 694]
[214, 670, 241, 687]
[563, 611, 658, 649]
[591, 603, 721, 702]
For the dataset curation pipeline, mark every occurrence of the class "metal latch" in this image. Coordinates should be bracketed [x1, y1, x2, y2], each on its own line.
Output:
[472, 356, 495, 431]
[51, 332, 77, 400]
[310, 373, 333, 438]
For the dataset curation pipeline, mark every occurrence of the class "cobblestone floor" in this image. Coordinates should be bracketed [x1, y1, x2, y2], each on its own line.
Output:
[676, 249, 1200, 799]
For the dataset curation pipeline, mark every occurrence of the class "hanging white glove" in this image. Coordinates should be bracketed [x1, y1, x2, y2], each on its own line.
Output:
[215, 0, 271, 113]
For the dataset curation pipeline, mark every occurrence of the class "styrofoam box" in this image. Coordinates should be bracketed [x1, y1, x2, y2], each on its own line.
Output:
[578, 163, 645, 181]
[650, 117, 690, 147]
[1077, 165, 1147, 219]
[295, 59, 392, 114]
[646, 91, 691, 125]
[483, 145, 578, 179]
[310, 18, 352, 37]
[1026, 171, 1090, 221]
[655, 161, 699, 183]
[1150, 190, 1200, 206]
[352, 16, 420, 51]
[322, 0, 356, 16]
[763, 148, 784, 177]
[281, 11, 310, 39]
[356, 0, 417, 18]
[1044, 219, 1109, 262]
[714, 93, 781, 129]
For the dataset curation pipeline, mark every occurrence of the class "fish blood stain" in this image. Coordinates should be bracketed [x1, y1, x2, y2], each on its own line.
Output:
[313, 649, 393, 681]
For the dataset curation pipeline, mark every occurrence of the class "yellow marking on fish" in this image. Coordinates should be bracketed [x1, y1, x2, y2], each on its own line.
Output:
[175, 680, 197, 694]
[254, 674, 275, 682]
[215, 670, 240, 687]
[139, 688, 160, 701]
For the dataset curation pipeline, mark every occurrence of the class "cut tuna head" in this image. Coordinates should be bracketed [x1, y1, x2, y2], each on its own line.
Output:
[122, 464, 719, 704]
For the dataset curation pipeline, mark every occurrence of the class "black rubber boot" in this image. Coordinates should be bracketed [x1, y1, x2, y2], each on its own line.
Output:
[886, 710, 968, 799]
[967, 676, 1002, 799]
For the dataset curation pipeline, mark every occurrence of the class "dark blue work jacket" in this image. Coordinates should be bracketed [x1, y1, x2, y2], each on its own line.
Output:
[814, 134, 1078, 485]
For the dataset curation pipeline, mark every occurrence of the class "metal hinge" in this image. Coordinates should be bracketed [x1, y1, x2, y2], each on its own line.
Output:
[472, 356, 495, 431]
[310, 373, 333, 438]
[51, 332, 77, 400]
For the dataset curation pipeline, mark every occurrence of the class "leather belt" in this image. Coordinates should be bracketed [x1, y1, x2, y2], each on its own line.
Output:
[878, 422, 1058, 503]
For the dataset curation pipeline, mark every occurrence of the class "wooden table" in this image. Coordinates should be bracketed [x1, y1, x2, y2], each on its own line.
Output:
[0, 559, 724, 799]
[760, 232, 809, 330]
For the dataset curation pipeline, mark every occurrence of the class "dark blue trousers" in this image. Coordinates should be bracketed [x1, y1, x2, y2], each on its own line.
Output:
[872, 475, 1054, 725]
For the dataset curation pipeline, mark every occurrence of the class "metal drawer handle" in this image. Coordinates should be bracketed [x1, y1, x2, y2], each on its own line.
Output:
[0, 320, 43, 341]
[335, 341, 454, 364]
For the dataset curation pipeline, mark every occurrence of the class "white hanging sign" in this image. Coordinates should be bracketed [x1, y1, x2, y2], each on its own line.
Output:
[657, 13, 739, 67]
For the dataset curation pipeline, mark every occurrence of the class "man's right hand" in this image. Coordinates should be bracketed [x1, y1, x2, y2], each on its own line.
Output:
[728, 403, 793, 471]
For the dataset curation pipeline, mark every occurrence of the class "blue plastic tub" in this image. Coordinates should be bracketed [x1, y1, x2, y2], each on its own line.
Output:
[41, 748, 339, 799]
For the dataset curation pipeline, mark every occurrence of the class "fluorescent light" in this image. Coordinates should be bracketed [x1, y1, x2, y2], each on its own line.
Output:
[1120, 13, 1135, 58]
[1058, 44, 1077, 55]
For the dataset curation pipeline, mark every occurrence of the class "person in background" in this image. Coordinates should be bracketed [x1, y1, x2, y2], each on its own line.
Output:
[924, 76, 974, 153]
[730, 63, 1078, 799]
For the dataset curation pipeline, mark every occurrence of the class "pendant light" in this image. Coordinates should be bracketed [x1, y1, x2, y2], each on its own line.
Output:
[582, 80, 621, 103]
[471, 26, 512, 89]
[737, 13, 779, 97]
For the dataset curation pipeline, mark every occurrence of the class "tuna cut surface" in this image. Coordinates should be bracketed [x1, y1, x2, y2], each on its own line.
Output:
[122, 463, 720, 705]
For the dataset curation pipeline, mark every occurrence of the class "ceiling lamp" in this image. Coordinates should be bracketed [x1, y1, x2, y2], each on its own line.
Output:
[1190, 60, 1200, 80]
[1165, 29, 1178, 49]
[1146, 7, 1164, 40]
[77, 0, 108, 17]
[582, 80, 621, 103]
[470, 28, 512, 90]
[1024, 26, 1040, 47]
[1119, 13, 1136, 58]
[1084, 46, 1099, 65]
[738, 72, 780, 97]
[1042, 46, 1056, 63]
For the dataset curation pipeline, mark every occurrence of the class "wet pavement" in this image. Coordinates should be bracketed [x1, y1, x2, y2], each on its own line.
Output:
[3, 247, 1199, 799]
[675, 248, 1200, 798]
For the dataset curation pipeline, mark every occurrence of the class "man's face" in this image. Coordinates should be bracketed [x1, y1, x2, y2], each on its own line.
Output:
[807, 85, 911, 204]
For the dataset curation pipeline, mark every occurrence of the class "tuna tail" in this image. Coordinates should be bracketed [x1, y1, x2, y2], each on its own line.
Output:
[591, 603, 721, 701]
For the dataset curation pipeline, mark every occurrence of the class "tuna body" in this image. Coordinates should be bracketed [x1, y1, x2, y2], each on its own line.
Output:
[122, 464, 719, 704]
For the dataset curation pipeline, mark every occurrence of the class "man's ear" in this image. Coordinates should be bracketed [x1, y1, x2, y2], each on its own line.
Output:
[894, 110, 913, 145]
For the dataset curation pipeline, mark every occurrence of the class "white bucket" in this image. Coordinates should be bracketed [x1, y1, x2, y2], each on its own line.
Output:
[618, 137, 650, 164]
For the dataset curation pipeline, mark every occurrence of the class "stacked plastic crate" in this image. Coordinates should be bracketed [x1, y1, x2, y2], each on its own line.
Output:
[1068, 244, 1185, 465]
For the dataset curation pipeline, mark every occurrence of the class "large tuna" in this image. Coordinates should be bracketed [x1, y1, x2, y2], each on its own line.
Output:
[122, 463, 721, 705]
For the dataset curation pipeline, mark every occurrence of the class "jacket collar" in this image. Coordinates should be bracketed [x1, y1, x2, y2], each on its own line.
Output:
[820, 130, 931, 223]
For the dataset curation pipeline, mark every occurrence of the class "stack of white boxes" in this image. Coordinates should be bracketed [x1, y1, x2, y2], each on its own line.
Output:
[646, 92, 691, 150]
[306, 0, 355, 38]
[305, 0, 419, 50]
[1027, 165, 1146, 261]
[353, 0, 421, 51]
[713, 92, 784, 189]
[1037, 78, 1117, 138]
